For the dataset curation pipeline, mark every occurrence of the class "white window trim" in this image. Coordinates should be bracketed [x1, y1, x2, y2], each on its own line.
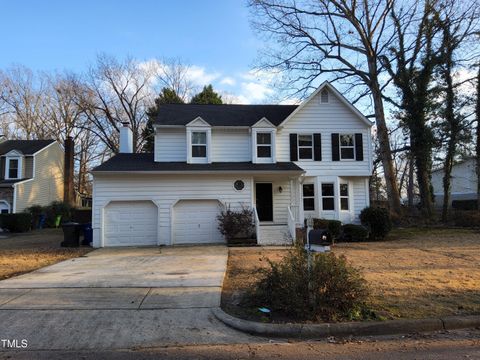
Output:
[302, 183, 315, 212]
[339, 133, 356, 161]
[5, 156, 22, 180]
[339, 182, 350, 211]
[297, 134, 314, 160]
[252, 128, 276, 164]
[321, 182, 335, 212]
[186, 127, 211, 164]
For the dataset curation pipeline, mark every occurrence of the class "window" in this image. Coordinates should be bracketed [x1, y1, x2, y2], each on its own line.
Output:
[340, 183, 349, 210]
[303, 184, 315, 211]
[191, 131, 207, 158]
[256, 132, 272, 158]
[321, 183, 335, 211]
[298, 134, 313, 160]
[7, 158, 19, 179]
[340, 134, 355, 159]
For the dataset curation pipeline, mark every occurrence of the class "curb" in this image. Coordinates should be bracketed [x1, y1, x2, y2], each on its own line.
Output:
[212, 307, 480, 338]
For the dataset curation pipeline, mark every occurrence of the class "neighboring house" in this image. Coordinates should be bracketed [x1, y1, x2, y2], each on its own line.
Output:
[431, 158, 478, 207]
[92, 81, 373, 247]
[0, 140, 64, 213]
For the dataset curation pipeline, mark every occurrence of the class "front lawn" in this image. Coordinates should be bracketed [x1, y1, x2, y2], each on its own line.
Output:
[222, 228, 480, 321]
[0, 228, 92, 280]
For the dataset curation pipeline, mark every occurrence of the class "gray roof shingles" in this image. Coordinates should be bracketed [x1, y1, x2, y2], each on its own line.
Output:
[0, 140, 56, 155]
[92, 153, 304, 173]
[154, 104, 298, 126]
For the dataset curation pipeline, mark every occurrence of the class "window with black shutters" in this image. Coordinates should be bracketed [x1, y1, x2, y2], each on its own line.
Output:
[321, 183, 335, 211]
[298, 134, 313, 160]
[340, 134, 355, 159]
[303, 184, 315, 211]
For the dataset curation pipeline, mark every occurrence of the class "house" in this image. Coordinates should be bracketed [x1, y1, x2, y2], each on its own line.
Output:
[431, 158, 478, 207]
[0, 139, 64, 213]
[91, 81, 373, 247]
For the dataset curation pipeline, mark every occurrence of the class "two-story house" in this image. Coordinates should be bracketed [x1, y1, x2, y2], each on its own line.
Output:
[91, 81, 373, 247]
[0, 139, 64, 213]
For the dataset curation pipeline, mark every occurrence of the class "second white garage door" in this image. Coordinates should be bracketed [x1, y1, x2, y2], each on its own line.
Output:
[104, 201, 158, 246]
[173, 200, 224, 244]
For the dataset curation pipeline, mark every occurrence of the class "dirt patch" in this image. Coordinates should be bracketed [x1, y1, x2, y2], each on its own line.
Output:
[222, 228, 480, 321]
[0, 228, 92, 280]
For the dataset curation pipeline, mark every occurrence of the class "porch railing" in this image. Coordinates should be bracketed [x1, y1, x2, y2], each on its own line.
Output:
[287, 205, 296, 242]
[253, 206, 260, 243]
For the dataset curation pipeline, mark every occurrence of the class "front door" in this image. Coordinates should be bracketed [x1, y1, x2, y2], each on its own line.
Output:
[256, 183, 273, 222]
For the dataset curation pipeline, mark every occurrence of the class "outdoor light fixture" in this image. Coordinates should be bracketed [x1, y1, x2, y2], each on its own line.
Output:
[278, 186, 283, 193]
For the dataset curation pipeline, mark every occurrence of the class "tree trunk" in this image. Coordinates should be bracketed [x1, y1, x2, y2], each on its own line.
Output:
[476, 66, 480, 210]
[442, 141, 454, 222]
[407, 153, 414, 207]
[371, 80, 402, 215]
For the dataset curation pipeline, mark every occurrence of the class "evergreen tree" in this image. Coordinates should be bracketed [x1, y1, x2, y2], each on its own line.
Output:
[142, 88, 183, 152]
[190, 84, 222, 104]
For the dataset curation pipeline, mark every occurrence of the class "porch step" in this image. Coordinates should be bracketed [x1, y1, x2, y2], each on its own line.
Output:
[258, 224, 292, 246]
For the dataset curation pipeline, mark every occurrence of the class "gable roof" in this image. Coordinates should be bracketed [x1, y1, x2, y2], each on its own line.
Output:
[278, 81, 374, 128]
[154, 104, 298, 127]
[92, 153, 304, 173]
[0, 140, 56, 156]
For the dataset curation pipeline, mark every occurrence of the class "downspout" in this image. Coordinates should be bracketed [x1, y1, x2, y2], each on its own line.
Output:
[12, 184, 16, 214]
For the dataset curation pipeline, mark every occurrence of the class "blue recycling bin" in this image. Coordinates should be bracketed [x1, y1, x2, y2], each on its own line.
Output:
[82, 223, 93, 246]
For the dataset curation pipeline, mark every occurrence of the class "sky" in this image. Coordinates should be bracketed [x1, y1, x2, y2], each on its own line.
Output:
[0, 0, 278, 103]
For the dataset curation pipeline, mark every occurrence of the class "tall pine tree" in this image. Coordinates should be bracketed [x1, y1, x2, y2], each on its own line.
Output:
[190, 84, 222, 104]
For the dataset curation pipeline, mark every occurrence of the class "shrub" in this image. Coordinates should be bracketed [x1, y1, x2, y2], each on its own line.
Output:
[24, 204, 45, 228]
[45, 201, 74, 227]
[359, 206, 392, 240]
[342, 224, 369, 242]
[0, 213, 33, 232]
[217, 205, 255, 242]
[452, 210, 480, 227]
[452, 200, 478, 211]
[246, 245, 371, 321]
[312, 218, 342, 239]
[72, 208, 92, 224]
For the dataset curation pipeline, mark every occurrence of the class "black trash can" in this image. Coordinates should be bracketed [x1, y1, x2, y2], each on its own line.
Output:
[61, 222, 80, 247]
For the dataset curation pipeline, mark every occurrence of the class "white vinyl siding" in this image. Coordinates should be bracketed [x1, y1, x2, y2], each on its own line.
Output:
[92, 174, 252, 247]
[154, 128, 187, 161]
[276, 90, 372, 176]
[211, 128, 251, 162]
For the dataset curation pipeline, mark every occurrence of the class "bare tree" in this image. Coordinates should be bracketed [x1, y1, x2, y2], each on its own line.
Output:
[153, 58, 196, 102]
[249, 0, 402, 215]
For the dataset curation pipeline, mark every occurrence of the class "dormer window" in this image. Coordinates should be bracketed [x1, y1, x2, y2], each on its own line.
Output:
[192, 131, 207, 158]
[4, 152, 23, 180]
[256, 132, 272, 158]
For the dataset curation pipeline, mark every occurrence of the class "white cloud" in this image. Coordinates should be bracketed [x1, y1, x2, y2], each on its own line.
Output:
[239, 81, 274, 103]
[186, 65, 221, 86]
[220, 77, 236, 86]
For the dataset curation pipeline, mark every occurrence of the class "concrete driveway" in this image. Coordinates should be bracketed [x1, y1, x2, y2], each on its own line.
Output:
[0, 246, 258, 350]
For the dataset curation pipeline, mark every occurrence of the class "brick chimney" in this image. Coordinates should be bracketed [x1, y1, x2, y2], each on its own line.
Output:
[64, 136, 75, 206]
[119, 122, 133, 153]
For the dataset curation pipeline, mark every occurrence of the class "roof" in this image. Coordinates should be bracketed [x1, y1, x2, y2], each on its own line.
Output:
[92, 153, 304, 173]
[154, 104, 298, 127]
[0, 178, 31, 187]
[0, 140, 56, 155]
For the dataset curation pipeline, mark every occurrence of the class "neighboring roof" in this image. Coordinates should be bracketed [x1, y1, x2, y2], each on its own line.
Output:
[432, 157, 475, 173]
[92, 153, 304, 173]
[154, 104, 298, 127]
[0, 140, 56, 155]
[278, 81, 374, 128]
[0, 178, 31, 187]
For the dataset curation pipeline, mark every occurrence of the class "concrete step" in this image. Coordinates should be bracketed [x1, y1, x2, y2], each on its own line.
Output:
[258, 225, 292, 246]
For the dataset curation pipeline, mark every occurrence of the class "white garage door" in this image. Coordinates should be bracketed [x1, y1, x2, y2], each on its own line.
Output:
[173, 200, 224, 244]
[104, 201, 157, 246]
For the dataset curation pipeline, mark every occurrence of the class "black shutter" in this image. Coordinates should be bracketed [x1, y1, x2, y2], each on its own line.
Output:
[331, 133, 340, 161]
[289, 133, 298, 161]
[355, 133, 364, 161]
[313, 133, 322, 161]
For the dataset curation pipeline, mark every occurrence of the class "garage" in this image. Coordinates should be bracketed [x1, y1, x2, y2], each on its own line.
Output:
[104, 201, 158, 246]
[173, 200, 224, 244]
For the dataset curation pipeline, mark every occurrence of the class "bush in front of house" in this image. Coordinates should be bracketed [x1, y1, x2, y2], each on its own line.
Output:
[25, 204, 44, 228]
[359, 206, 392, 240]
[217, 205, 255, 243]
[312, 218, 342, 239]
[45, 201, 74, 227]
[246, 245, 371, 321]
[452, 200, 478, 211]
[341, 224, 369, 242]
[0, 213, 33, 232]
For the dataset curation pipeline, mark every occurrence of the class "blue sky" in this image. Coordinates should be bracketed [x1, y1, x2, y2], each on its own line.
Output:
[1, 0, 277, 103]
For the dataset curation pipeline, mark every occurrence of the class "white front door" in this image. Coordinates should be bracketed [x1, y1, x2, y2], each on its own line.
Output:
[173, 200, 224, 244]
[104, 201, 157, 246]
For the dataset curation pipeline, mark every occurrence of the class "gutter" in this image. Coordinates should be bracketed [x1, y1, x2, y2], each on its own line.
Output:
[91, 170, 306, 176]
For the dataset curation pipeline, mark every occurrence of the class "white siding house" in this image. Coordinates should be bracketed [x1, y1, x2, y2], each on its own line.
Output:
[92, 81, 373, 247]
